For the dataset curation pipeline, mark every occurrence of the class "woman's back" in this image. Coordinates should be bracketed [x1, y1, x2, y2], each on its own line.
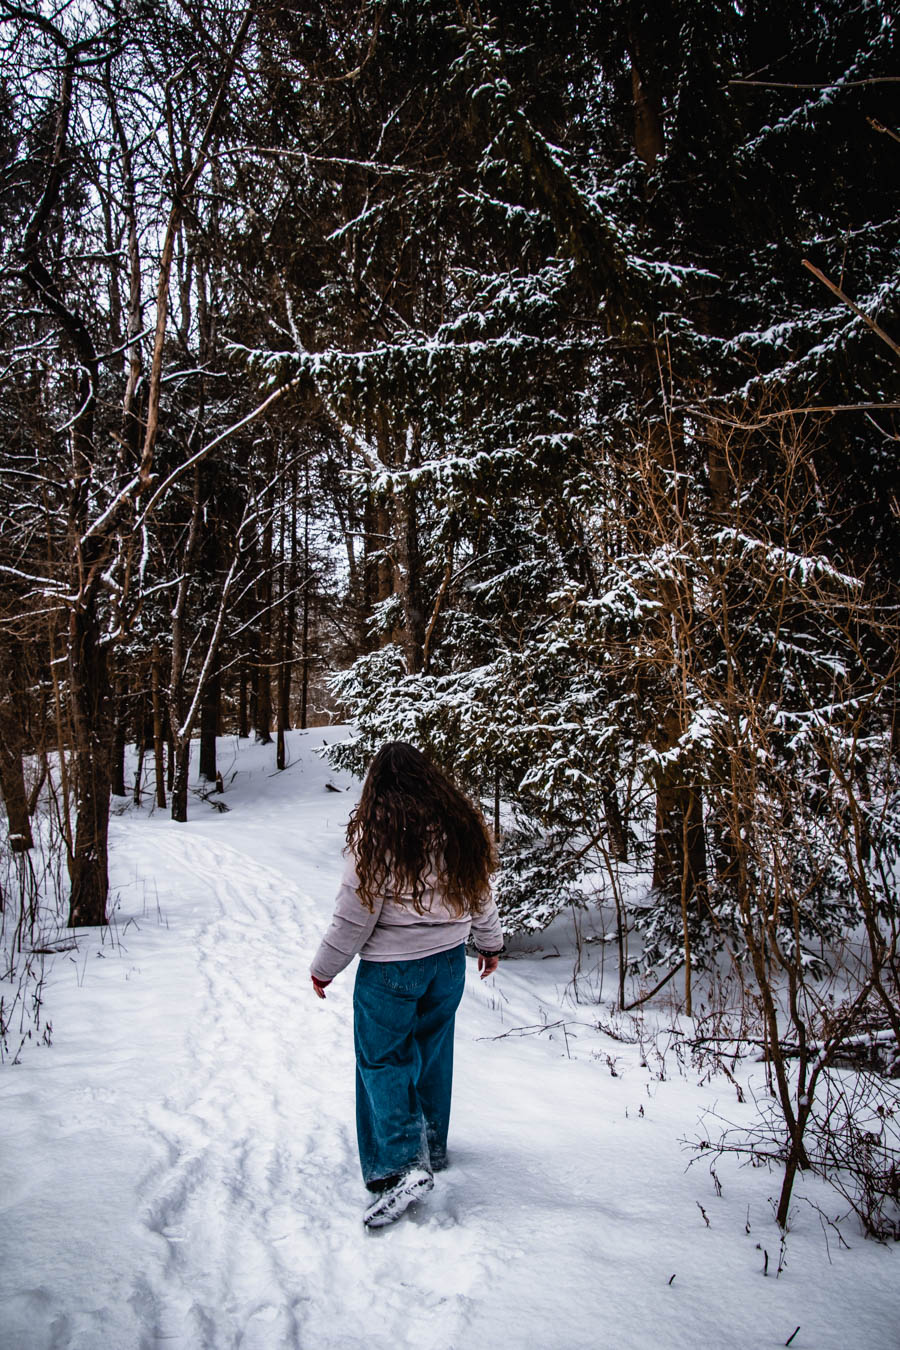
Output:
[346, 741, 495, 919]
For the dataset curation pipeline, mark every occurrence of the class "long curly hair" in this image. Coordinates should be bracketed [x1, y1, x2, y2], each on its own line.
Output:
[346, 742, 496, 916]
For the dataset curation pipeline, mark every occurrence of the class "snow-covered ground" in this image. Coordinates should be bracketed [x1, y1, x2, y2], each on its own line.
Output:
[0, 729, 896, 1350]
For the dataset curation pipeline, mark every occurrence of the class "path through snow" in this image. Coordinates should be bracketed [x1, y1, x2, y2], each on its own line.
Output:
[1, 730, 897, 1349]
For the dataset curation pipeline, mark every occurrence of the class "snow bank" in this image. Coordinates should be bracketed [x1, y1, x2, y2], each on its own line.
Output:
[0, 730, 895, 1349]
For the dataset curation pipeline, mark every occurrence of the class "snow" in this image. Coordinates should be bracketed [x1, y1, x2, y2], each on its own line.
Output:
[1, 729, 897, 1350]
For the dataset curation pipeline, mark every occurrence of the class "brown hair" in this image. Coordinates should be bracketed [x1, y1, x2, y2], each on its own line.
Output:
[346, 742, 496, 916]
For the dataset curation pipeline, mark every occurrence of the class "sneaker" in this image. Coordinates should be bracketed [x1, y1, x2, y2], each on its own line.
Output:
[366, 1172, 403, 1194]
[363, 1168, 434, 1228]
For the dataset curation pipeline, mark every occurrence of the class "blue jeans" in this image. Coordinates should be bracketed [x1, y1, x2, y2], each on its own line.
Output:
[353, 944, 466, 1189]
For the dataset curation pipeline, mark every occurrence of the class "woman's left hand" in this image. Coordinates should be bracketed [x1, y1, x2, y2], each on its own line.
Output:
[311, 975, 331, 999]
[477, 954, 499, 979]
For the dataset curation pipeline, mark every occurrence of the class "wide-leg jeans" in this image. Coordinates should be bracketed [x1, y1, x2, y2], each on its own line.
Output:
[353, 943, 466, 1189]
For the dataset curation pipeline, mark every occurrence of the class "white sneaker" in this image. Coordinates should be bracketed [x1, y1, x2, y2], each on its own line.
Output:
[363, 1168, 434, 1228]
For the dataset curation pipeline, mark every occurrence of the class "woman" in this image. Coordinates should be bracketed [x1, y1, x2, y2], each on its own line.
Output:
[310, 741, 504, 1228]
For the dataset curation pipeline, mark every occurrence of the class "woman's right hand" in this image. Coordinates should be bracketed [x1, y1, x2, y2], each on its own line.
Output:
[311, 975, 331, 999]
[477, 953, 499, 979]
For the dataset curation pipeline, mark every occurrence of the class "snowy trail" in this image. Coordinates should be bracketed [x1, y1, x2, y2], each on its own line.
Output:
[2, 731, 898, 1350]
[131, 831, 346, 1349]
[125, 827, 508, 1350]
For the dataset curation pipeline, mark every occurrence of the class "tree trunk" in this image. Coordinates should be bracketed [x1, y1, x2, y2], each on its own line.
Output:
[248, 636, 260, 737]
[653, 708, 707, 1011]
[628, 43, 664, 167]
[170, 737, 192, 824]
[111, 673, 127, 796]
[299, 466, 310, 728]
[199, 666, 220, 782]
[168, 463, 202, 819]
[708, 436, 730, 520]
[362, 477, 394, 653]
[132, 684, 149, 806]
[653, 772, 707, 903]
[151, 642, 166, 808]
[133, 738, 145, 807]
[643, 417, 706, 994]
[18, 51, 109, 925]
[254, 669, 271, 742]
[396, 479, 426, 674]
[171, 553, 242, 820]
[0, 742, 34, 853]
[776, 1097, 814, 1229]
[383, 415, 426, 674]
[276, 479, 294, 769]
[254, 535, 274, 744]
[47, 622, 74, 862]
[361, 488, 380, 650]
[603, 779, 628, 862]
[239, 664, 250, 738]
[67, 609, 111, 927]
[0, 643, 34, 852]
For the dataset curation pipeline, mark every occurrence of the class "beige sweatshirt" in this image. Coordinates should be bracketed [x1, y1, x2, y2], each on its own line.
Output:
[310, 853, 504, 983]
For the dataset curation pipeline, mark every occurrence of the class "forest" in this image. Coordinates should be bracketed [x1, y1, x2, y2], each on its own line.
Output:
[1, 0, 899, 1243]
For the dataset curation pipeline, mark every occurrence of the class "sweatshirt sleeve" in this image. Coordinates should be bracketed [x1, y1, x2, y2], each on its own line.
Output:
[310, 854, 383, 982]
[469, 894, 504, 954]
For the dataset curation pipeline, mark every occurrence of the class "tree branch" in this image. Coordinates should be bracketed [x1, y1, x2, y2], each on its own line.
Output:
[802, 259, 900, 362]
[138, 3, 257, 491]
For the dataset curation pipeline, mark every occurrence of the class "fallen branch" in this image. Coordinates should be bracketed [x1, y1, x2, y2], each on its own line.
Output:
[476, 1018, 591, 1042]
[624, 961, 684, 1011]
